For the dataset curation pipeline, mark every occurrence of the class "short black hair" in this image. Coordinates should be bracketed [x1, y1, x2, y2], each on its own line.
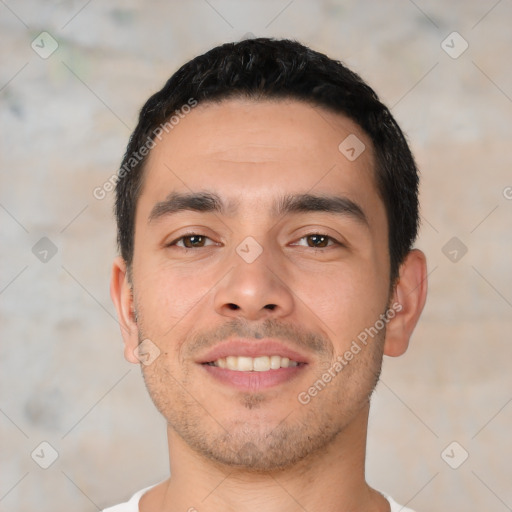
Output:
[115, 38, 419, 283]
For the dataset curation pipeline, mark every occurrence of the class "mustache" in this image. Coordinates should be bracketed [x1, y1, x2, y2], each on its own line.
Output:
[183, 317, 334, 358]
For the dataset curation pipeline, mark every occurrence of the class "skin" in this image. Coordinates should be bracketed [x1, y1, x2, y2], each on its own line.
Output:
[111, 98, 427, 512]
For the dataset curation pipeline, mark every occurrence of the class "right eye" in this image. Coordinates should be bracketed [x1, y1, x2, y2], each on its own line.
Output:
[167, 234, 216, 249]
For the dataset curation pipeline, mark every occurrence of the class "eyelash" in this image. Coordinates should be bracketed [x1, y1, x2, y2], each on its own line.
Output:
[167, 232, 341, 250]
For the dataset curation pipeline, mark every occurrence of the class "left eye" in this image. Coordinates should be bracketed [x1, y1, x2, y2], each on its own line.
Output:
[293, 234, 338, 248]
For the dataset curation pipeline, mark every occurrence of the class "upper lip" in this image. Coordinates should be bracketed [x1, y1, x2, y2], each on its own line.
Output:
[197, 338, 310, 364]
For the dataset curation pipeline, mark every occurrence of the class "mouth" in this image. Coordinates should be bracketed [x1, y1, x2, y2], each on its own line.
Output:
[204, 355, 300, 372]
[198, 339, 310, 391]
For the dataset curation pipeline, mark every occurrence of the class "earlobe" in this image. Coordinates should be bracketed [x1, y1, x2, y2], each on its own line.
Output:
[110, 256, 140, 364]
[383, 249, 428, 357]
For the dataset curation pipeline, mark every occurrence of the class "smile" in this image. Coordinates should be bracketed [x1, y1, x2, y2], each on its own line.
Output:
[206, 355, 300, 372]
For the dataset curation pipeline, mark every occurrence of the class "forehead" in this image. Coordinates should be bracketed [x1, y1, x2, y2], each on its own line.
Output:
[151, 98, 371, 162]
[137, 98, 384, 227]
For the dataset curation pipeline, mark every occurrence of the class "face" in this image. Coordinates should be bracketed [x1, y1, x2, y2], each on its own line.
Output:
[123, 99, 395, 470]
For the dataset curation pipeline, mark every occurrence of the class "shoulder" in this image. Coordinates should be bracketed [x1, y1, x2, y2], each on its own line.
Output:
[385, 494, 418, 512]
[102, 485, 155, 512]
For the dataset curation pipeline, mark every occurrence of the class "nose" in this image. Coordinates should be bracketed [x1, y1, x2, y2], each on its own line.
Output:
[213, 243, 295, 322]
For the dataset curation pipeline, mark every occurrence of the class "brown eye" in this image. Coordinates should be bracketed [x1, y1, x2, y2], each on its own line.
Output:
[306, 234, 331, 248]
[182, 235, 206, 248]
[168, 234, 215, 249]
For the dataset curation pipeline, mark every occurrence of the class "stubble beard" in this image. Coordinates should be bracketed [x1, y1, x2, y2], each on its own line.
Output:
[138, 324, 385, 473]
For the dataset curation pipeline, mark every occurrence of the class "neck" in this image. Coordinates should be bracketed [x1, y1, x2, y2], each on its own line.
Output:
[140, 404, 389, 512]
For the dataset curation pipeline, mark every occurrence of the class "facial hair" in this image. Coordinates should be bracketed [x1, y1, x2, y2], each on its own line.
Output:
[136, 314, 385, 472]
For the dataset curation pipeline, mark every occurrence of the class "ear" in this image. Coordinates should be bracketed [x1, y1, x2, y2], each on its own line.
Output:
[383, 249, 427, 357]
[110, 256, 140, 364]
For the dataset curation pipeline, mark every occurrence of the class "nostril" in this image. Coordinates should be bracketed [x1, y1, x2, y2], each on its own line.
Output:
[264, 304, 277, 310]
[227, 303, 240, 310]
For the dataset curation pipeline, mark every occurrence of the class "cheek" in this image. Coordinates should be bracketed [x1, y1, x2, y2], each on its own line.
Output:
[295, 263, 387, 343]
[135, 261, 216, 335]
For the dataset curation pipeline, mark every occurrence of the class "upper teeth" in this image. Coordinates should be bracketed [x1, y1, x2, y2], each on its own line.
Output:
[211, 355, 299, 372]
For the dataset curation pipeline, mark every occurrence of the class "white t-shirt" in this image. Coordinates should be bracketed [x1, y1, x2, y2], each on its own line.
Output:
[103, 486, 416, 511]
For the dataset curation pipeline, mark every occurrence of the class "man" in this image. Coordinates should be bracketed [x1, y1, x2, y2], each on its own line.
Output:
[107, 38, 427, 511]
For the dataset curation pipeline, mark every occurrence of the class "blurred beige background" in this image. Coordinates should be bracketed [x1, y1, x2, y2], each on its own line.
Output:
[1, 0, 511, 510]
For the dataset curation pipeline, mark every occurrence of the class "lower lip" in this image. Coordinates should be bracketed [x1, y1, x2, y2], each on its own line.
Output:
[201, 364, 306, 391]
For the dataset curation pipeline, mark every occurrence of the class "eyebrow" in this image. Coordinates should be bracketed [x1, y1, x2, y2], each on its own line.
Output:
[148, 191, 368, 227]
